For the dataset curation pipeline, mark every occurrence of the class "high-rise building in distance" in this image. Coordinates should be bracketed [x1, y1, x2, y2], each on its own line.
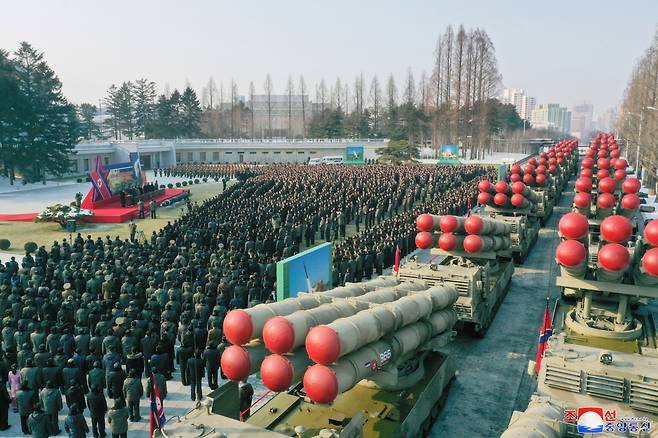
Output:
[570, 103, 594, 139]
[530, 104, 571, 133]
[500, 88, 536, 120]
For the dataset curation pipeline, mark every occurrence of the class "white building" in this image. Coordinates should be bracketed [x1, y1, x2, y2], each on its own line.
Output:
[570, 103, 594, 140]
[69, 139, 387, 174]
[500, 89, 536, 120]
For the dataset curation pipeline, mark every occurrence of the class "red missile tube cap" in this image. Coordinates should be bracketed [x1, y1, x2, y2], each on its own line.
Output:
[615, 158, 628, 170]
[528, 157, 538, 166]
[596, 169, 609, 180]
[477, 192, 491, 205]
[598, 243, 630, 272]
[597, 193, 616, 209]
[511, 181, 526, 194]
[597, 149, 609, 158]
[464, 215, 484, 235]
[644, 220, 658, 246]
[598, 177, 616, 193]
[494, 193, 508, 206]
[523, 174, 535, 185]
[510, 164, 522, 174]
[548, 165, 557, 174]
[306, 325, 340, 365]
[559, 212, 589, 240]
[220, 345, 251, 381]
[303, 364, 338, 404]
[556, 240, 587, 267]
[575, 177, 593, 193]
[261, 354, 294, 392]
[536, 174, 547, 185]
[223, 309, 253, 346]
[524, 165, 535, 175]
[262, 316, 296, 354]
[600, 215, 633, 243]
[623, 178, 641, 194]
[416, 213, 435, 232]
[536, 165, 547, 175]
[511, 194, 526, 207]
[621, 194, 640, 210]
[478, 180, 492, 193]
[610, 149, 620, 158]
[597, 158, 610, 169]
[510, 173, 522, 182]
[439, 215, 459, 233]
[463, 235, 483, 253]
[495, 180, 509, 193]
[582, 158, 595, 169]
[573, 192, 592, 208]
[439, 233, 457, 251]
[581, 168, 593, 178]
[614, 169, 626, 181]
[415, 231, 434, 250]
[642, 248, 658, 277]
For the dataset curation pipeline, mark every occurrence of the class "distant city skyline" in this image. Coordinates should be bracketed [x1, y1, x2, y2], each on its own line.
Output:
[2, 0, 657, 113]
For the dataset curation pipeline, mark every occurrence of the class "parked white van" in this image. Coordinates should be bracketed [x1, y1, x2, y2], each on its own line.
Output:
[320, 156, 345, 165]
[308, 158, 322, 165]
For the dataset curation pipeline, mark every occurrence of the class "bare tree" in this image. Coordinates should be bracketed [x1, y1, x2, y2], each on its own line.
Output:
[264, 73, 273, 139]
[354, 74, 365, 116]
[299, 75, 307, 138]
[286, 76, 294, 139]
[370, 75, 382, 134]
[249, 81, 255, 140]
[202, 76, 217, 109]
[404, 67, 416, 106]
[230, 78, 237, 138]
[318, 77, 327, 121]
[334, 78, 342, 110]
[344, 83, 350, 115]
[386, 74, 397, 110]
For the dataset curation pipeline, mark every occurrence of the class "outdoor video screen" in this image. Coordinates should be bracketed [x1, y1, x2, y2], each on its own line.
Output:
[276, 242, 332, 300]
[106, 166, 139, 193]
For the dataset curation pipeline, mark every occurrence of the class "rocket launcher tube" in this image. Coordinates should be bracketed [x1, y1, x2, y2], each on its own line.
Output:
[463, 215, 512, 236]
[260, 349, 314, 392]
[262, 282, 427, 354]
[303, 308, 457, 404]
[223, 276, 398, 345]
[305, 285, 459, 365]
[220, 341, 269, 382]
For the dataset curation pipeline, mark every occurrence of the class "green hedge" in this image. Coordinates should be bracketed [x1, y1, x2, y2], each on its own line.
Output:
[0, 239, 10, 250]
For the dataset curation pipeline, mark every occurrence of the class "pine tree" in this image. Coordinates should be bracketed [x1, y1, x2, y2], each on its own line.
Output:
[169, 90, 182, 137]
[116, 82, 134, 139]
[12, 42, 78, 182]
[78, 103, 101, 140]
[104, 84, 120, 139]
[132, 78, 157, 138]
[180, 86, 202, 138]
[153, 94, 174, 138]
[0, 49, 28, 183]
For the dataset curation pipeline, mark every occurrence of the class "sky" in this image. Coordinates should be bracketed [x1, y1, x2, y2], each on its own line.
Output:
[2, 0, 657, 116]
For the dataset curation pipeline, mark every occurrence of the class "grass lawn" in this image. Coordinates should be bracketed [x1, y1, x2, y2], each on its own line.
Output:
[0, 182, 228, 255]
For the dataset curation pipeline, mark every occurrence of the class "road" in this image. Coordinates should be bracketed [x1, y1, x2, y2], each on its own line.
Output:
[430, 183, 573, 437]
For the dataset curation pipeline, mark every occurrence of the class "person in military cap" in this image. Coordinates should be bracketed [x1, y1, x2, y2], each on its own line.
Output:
[107, 398, 129, 438]
[39, 381, 62, 434]
[64, 404, 89, 438]
[17, 380, 36, 434]
[28, 402, 51, 438]
[122, 369, 142, 422]
[86, 386, 107, 438]
[146, 366, 167, 400]
[21, 358, 43, 391]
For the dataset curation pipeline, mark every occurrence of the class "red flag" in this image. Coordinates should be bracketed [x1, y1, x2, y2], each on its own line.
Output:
[150, 373, 166, 436]
[535, 299, 553, 374]
[394, 244, 401, 273]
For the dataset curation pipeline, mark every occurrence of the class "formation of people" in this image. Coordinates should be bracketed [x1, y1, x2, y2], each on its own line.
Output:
[0, 162, 492, 436]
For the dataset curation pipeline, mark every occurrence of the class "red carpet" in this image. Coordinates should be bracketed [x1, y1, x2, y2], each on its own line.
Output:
[0, 189, 188, 224]
[0, 212, 38, 222]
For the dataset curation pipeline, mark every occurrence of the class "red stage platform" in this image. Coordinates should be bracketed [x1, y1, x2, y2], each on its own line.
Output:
[0, 189, 188, 224]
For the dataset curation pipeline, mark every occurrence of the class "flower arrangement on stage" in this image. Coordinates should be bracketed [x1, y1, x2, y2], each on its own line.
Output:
[35, 204, 95, 227]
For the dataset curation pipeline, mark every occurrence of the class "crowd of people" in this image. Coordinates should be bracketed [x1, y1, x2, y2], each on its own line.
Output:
[0, 162, 493, 437]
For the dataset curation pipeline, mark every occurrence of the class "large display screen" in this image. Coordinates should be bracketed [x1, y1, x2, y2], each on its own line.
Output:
[345, 145, 365, 164]
[276, 242, 332, 300]
[106, 167, 139, 193]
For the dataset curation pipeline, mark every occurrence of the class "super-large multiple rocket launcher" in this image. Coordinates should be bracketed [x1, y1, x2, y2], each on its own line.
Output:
[502, 133, 658, 438]
[219, 276, 459, 437]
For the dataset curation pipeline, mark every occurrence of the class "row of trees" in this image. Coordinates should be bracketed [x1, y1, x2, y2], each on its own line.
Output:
[98, 80, 202, 140]
[617, 29, 658, 189]
[0, 42, 79, 183]
[83, 25, 522, 158]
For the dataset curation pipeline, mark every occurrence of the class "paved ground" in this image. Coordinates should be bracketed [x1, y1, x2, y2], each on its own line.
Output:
[430, 182, 573, 437]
